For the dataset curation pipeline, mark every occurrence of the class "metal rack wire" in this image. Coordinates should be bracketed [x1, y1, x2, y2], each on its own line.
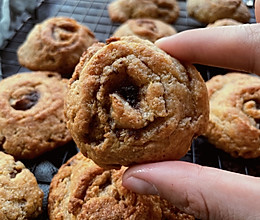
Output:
[0, 0, 259, 219]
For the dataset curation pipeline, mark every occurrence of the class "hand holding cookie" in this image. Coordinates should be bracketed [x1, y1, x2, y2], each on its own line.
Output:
[122, 2, 260, 220]
[48, 152, 195, 219]
[65, 36, 209, 169]
[155, 23, 260, 76]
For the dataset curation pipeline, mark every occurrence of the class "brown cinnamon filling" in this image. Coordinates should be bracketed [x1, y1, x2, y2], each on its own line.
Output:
[59, 23, 77, 33]
[53, 23, 78, 41]
[10, 91, 40, 111]
[0, 136, 6, 151]
[158, 2, 173, 9]
[255, 119, 260, 129]
[115, 84, 140, 108]
[136, 20, 157, 32]
[9, 167, 22, 179]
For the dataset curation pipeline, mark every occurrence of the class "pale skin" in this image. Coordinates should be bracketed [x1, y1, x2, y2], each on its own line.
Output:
[122, 1, 260, 220]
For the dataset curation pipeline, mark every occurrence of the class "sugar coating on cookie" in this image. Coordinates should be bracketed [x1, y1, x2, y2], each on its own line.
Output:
[205, 73, 260, 158]
[48, 152, 195, 219]
[0, 71, 72, 159]
[65, 36, 209, 168]
[187, 0, 251, 24]
[0, 151, 43, 219]
[112, 18, 177, 42]
[108, 0, 180, 23]
[17, 17, 97, 75]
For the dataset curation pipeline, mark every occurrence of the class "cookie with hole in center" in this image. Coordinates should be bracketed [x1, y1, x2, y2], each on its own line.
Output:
[48, 152, 195, 219]
[0, 151, 43, 219]
[65, 36, 209, 169]
[0, 71, 72, 159]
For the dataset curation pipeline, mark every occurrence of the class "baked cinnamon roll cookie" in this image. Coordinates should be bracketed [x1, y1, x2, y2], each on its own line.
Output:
[0, 151, 43, 219]
[0, 71, 72, 159]
[48, 152, 195, 220]
[187, 0, 251, 24]
[108, 0, 179, 24]
[17, 17, 97, 75]
[205, 73, 260, 158]
[112, 18, 177, 43]
[65, 36, 209, 168]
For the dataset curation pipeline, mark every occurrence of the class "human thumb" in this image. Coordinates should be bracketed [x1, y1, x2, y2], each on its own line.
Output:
[122, 161, 260, 220]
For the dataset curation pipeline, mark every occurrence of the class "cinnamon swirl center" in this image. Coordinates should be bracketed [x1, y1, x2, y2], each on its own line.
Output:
[115, 84, 140, 108]
[243, 99, 260, 129]
[53, 22, 78, 41]
[10, 91, 40, 111]
[136, 20, 158, 33]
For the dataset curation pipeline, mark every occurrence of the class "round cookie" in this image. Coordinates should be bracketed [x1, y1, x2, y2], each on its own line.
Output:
[112, 18, 177, 43]
[0, 71, 72, 159]
[65, 36, 209, 168]
[205, 73, 260, 158]
[48, 152, 195, 220]
[17, 17, 97, 75]
[108, 0, 180, 24]
[207, 18, 242, 27]
[187, 0, 251, 24]
[0, 151, 43, 219]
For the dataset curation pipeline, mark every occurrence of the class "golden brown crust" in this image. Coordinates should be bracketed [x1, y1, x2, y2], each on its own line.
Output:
[48, 152, 195, 220]
[108, 0, 180, 24]
[17, 17, 97, 75]
[0, 71, 72, 159]
[0, 151, 43, 219]
[207, 18, 242, 27]
[204, 73, 260, 158]
[112, 18, 177, 42]
[187, 0, 251, 24]
[65, 36, 209, 168]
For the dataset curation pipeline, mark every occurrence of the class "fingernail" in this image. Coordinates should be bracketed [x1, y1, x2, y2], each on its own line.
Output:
[155, 37, 168, 46]
[155, 36, 172, 46]
[124, 177, 159, 195]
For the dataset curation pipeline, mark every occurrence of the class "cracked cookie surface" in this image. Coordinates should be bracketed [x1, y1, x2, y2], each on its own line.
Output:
[0, 71, 72, 159]
[65, 36, 209, 168]
[205, 73, 260, 158]
[17, 17, 97, 75]
[48, 152, 195, 220]
[108, 0, 180, 23]
[112, 18, 177, 43]
[187, 0, 250, 24]
[0, 151, 43, 219]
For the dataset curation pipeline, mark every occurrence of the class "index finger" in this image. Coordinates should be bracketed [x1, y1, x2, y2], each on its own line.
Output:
[155, 23, 260, 75]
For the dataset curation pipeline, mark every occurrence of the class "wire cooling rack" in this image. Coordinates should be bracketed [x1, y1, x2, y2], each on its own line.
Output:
[0, 0, 259, 219]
